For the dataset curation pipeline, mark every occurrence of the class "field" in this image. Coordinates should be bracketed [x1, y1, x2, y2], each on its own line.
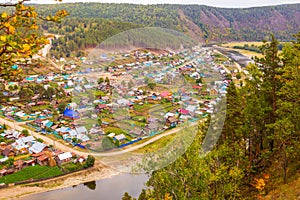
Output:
[132, 134, 175, 153]
[0, 165, 63, 184]
[222, 41, 264, 48]
[221, 41, 264, 59]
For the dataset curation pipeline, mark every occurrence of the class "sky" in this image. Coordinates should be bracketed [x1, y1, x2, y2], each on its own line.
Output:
[2, 0, 300, 8]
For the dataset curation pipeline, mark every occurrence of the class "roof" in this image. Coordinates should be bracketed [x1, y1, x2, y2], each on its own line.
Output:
[45, 121, 54, 128]
[192, 85, 202, 89]
[114, 134, 126, 141]
[69, 129, 78, 137]
[160, 91, 172, 97]
[164, 112, 175, 119]
[130, 129, 144, 136]
[19, 136, 35, 144]
[29, 142, 47, 154]
[37, 155, 49, 162]
[2, 147, 13, 156]
[14, 160, 24, 166]
[77, 134, 90, 142]
[58, 152, 72, 161]
[63, 109, 80, 119]
[179, 109, 189, 115]
[98, 104, 107, 109]
[76, 126, 88, 134]
[168, 117, 179, 123]
[59, 126, 71, 133]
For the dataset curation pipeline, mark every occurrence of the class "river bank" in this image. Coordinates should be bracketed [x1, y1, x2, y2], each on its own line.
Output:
[0, 163, 120, 200]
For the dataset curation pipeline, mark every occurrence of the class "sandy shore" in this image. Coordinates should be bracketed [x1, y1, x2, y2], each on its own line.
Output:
[0, 163, 120, 200]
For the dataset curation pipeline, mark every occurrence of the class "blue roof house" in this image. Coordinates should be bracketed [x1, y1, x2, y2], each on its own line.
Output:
[63, 109, 80, 120]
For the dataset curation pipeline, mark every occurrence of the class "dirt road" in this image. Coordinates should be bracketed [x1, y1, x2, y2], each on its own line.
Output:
[0, 117, 201, 157]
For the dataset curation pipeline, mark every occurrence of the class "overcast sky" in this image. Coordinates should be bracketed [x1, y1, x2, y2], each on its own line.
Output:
[2, 0, 300, 8]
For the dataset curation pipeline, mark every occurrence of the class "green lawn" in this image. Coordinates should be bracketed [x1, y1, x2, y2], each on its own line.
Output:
[0, 165, 63, 184]
[61, 162, 82, 173]
[103, 126, 126, 134]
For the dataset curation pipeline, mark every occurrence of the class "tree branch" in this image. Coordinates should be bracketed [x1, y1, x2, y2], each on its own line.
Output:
[0, 0, 30, 7]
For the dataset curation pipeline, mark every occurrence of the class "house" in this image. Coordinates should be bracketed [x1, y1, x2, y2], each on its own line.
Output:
[57, 126, 71, 136]
[0, 169, 14, 177]
[69, 129, 78, 138]
[76, 126, 88, 135]
[146, 122, 161, 132]
[179, 109, 189, 115]
[13, 136, 35, 150]
[97, 104, 107, 110]
[14, 160, 25, 170]
[77, 134, 90, 142]
[2, 147, 15, 157]
[186, 105, 197, 114]
[210, 89, 218, 96]
[29, 142, 47, 154]
[166, 117, 179, 127]
[37, 154, 49, 166]
[57, 152, 73, 164]
[63, 109, 80, 120]
[192, 85, 202, 91]
[89, 126, 104, 135]
[76, 157, 85, 164]
[129, 128, 146, 136]
[164, 112, 176, 119]
[24, 159, 35, 167]
[114, 134, 126, 142]
[160, 91, 172, 99]
[116, 99, 130, 107]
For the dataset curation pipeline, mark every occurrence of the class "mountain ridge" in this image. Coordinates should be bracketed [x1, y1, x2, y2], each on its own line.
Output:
[31, 3, 300, 42]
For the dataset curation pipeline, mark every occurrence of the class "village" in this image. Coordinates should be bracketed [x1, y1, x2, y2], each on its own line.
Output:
[0, 46, 242, 184]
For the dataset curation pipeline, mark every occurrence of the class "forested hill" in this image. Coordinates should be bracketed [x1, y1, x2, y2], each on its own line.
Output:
[33, 3, 300, 42]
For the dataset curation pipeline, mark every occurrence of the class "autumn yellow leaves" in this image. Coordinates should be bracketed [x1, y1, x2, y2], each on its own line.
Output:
[0, 1, 68, 80]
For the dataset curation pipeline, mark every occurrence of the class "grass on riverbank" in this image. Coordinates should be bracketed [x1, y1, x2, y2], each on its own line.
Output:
[132, 134, 175, 154]
[0, 165, 63, 184]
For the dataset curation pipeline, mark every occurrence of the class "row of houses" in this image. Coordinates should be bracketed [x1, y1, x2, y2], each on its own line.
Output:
[0, 128, 86, 177]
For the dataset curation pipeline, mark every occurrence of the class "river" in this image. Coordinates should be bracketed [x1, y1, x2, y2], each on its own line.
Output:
[22, 173, 149, 200]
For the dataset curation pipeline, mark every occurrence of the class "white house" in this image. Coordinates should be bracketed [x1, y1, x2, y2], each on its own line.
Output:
[29, 142, 47, 154]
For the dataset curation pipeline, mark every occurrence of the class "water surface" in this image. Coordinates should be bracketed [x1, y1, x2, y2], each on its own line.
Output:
[23, 173, 148, 200]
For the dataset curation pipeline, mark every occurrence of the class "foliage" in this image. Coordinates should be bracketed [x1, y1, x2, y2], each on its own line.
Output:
[131, 33, 300, 199]
[0, 0, 68, 80]
[3, 158, 14, 167]
[36, 138, 43, 143]
[58, 101, 68, 114]
[21, 129, 29, 136]
[18, 87, 34, 101]
[83, 155, 95, 168]
[27, 3, 300, 45]
[62, 162, 82, 172]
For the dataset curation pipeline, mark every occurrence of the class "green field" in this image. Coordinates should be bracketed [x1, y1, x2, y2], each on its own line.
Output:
[0, 165, 63, 184]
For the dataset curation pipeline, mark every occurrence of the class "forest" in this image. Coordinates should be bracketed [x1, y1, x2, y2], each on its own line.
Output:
[31, 3, 300, 41]
[2, 3, 300, 57]
[122, 33, 300, 199]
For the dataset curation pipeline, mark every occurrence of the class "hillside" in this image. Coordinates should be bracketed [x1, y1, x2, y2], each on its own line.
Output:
[32, 3, 300, 43]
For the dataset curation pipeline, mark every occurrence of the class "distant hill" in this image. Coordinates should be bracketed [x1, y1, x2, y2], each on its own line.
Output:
[32, 3, 300, 43]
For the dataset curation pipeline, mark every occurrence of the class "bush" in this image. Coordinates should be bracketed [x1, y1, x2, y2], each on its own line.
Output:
[83, 155, 95, 168]
[21, 129, 29, 136]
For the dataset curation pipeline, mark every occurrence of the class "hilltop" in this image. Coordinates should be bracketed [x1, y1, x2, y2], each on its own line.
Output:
[31, 3, 300, 43]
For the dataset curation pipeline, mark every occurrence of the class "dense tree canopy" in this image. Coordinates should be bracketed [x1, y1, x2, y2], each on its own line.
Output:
[125, 33, 300, 199]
